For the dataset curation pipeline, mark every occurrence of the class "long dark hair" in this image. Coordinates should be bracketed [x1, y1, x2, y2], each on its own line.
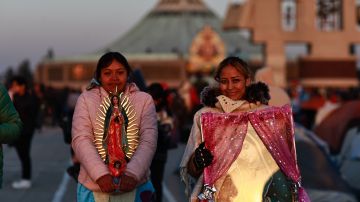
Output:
[95, 52, 133, 84]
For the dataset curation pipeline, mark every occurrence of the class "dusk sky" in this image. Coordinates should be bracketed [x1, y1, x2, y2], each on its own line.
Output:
[0, 0, 228, 74]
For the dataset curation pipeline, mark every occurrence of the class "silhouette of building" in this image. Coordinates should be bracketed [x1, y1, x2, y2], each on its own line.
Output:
[36, 0, 262, 89]
[223, 0, 360, 87]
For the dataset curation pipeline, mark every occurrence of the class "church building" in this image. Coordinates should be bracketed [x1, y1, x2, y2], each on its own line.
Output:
[36, 0, 262, 89]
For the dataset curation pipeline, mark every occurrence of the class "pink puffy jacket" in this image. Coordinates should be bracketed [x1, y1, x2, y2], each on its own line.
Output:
[72, 83, 157, 191]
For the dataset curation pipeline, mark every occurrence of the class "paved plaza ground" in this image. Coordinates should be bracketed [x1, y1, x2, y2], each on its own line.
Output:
[0, 126, 187, 202]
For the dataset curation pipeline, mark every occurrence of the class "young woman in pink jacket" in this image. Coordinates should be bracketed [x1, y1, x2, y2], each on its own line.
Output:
[72, 52, 157, 202]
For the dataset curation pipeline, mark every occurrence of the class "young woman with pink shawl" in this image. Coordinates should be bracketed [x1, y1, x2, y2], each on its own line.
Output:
[180, 57, 310, 202]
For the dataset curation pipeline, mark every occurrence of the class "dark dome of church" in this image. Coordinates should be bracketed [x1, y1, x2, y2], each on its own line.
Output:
[36, 0, 263, 90]
[96, 0, 261, 60]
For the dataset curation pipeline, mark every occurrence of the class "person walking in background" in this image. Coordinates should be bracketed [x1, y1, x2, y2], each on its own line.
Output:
[33, 82, 46, 132]
[180, 57, 309, 201]
[0, 84, 22, 188]
[59, 88, 81, 182]
[8, 76, 39, 189]
[72, 52, 157, 202]
[148, 83, 174, 202]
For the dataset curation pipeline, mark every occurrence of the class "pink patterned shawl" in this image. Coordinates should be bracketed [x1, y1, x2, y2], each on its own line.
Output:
[201, 104, 310, 202]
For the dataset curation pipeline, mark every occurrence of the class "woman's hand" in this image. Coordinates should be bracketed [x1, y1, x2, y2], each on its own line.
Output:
[187, 142, 213, 178]
[96, 174, 115, 193]
[194, 142, 213, 170]
[112, 108, 120, 117]
[119, 174, 137, 192]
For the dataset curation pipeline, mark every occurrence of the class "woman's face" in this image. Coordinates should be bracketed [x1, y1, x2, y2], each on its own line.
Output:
[100, 60, 128, 93]
[112, 96, 119, 105]
[218, 65, 250, 100]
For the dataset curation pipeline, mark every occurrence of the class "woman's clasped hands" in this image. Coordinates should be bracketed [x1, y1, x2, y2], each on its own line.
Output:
[96, 173, 137, 193]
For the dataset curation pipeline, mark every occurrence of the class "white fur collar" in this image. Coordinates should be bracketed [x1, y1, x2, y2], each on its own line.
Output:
[216, 95, 246, 113]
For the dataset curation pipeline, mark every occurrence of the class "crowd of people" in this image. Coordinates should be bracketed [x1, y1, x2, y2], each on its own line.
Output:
[1, 51, 360, 202]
